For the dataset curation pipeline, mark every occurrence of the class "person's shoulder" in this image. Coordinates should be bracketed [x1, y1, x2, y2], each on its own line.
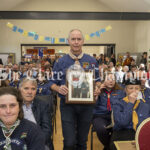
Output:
[115, 89, 126, 97]
[20, 119, 40, 129]
[19, 119, 45, 139]
[33, 96, 49, 105]
[83, 53, 92, 58]
[83, 54, 97, 62]
[145, 87, 150, 92]
[58, 54, 69, 62]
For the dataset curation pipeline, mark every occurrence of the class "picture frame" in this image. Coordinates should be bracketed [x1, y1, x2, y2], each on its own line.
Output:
[66, 69, 95, 104]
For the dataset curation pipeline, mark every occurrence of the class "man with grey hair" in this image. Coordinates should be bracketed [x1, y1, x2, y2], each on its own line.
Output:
[49, 29, 100, 150]
[19, 77, 53, 150]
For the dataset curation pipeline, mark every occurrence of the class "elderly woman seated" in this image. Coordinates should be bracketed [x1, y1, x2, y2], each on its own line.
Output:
[0, 87, 45, 150]
[19, 77, 53, 150]
[110, 78, 150, 150]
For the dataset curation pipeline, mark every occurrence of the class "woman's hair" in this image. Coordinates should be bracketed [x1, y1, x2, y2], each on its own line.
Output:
[19, 77, 37, 89]
[102, 71, 123, 91]
[0, 87, 24, 120]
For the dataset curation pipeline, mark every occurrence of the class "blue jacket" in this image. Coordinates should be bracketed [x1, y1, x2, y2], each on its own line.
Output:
[93, 89, 125, 115]
[49, 53, 100, 99]
[37, 81, 51, 96]
[113, 98, 150, 130]
[141, 87, 150, 106]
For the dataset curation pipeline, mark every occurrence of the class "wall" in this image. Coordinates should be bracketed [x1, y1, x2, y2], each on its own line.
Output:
[0, 20, 135, 63]
[9, 0, 113, 12]
[134, 21, 150, 53]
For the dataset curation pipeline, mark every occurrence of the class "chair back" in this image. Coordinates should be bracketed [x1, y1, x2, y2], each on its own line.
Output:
[135, 117, 150, 150]
[35, 94, 55, 116]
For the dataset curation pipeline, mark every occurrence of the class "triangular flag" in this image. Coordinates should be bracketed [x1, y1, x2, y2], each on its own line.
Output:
[39, 36, 44, 41]
[100, 28, 106, 33]
[95, 31, 100, 37]
[66, 38, 68, 44]
[59, 38, 65, 42]
[23, 31, 28, 36]
[51, 38, 55, 44]
[6, 22, 13, 28]
[85, 34, 90, 40]
[28, 32, 34, 37]
[45, 37, 51, 41]
[12, 26, 17, 32]
[18, 28, 23, 33]
[90, 33, 95, 37]
[105, 25, 112, 31]
[55, 38, 59, 44]
[34, 34, 39, 40]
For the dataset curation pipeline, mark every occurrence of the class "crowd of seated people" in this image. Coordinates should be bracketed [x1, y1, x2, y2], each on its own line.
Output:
[0, 51, 149, 150]
[93, 51, 150, 150]
[0, 55, 58, 150]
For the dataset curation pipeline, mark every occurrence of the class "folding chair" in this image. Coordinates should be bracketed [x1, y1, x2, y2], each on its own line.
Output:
[135, 117, 150, 150]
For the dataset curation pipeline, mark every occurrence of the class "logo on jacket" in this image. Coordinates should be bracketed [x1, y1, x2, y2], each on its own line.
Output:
[82, 62, 89, 69]
[20, 132, 27, 139]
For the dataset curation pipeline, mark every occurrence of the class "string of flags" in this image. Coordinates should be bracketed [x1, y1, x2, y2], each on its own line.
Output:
[6, 22, 112, 44]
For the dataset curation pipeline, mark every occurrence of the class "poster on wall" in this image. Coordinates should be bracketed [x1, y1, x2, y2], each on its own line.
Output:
[34, 47, 48, 57]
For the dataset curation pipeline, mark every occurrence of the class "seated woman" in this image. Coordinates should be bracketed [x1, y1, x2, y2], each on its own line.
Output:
[0, 87, 45, 150]
[93, 72, 124, 150]
[110, 78, 150, 150]
[19, 77, 53, 150]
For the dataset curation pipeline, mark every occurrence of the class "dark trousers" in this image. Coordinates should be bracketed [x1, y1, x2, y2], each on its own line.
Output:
[92, 114, 112, 149]
[109, 129, 135, 150]
[60, 100, 94, 150]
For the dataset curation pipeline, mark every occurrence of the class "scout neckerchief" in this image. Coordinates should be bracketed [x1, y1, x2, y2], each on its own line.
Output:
[104, 89, 113, 111]
[0, 119, 20, 150]
[69, 51, 84, 65]
[141, 88, 146, 99]
[123, 96, 145, 130]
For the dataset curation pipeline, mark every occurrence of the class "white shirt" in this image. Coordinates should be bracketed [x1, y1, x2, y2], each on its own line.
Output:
[23, 104, 37, 124]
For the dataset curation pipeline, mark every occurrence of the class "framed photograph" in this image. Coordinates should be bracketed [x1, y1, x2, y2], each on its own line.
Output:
[66, 68, 95, 104]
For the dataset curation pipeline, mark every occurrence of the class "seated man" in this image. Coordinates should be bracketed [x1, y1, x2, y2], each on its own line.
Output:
[110, 78, 150, 150]
[19, 77, 53, 150]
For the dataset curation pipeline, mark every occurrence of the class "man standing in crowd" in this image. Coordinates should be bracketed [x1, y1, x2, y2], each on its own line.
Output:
[49, 29, 100, 150]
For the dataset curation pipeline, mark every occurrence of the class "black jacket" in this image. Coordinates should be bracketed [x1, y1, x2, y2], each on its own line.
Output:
[32, 97, 53, 148]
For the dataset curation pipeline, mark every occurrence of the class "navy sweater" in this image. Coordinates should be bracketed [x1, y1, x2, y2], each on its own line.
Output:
[0, 119, 45, 150]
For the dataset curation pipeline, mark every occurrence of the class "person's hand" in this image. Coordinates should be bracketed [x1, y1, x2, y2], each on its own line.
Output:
[94, 82, 106, 100]
[128, 91, 139, 104]
[58, 85, 68, 95]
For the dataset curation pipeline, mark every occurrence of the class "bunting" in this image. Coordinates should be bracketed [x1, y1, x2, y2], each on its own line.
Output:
[6, 22, 112, 44]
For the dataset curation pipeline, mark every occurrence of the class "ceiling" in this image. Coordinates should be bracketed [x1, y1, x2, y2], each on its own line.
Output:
[0, 0, 150, 12]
